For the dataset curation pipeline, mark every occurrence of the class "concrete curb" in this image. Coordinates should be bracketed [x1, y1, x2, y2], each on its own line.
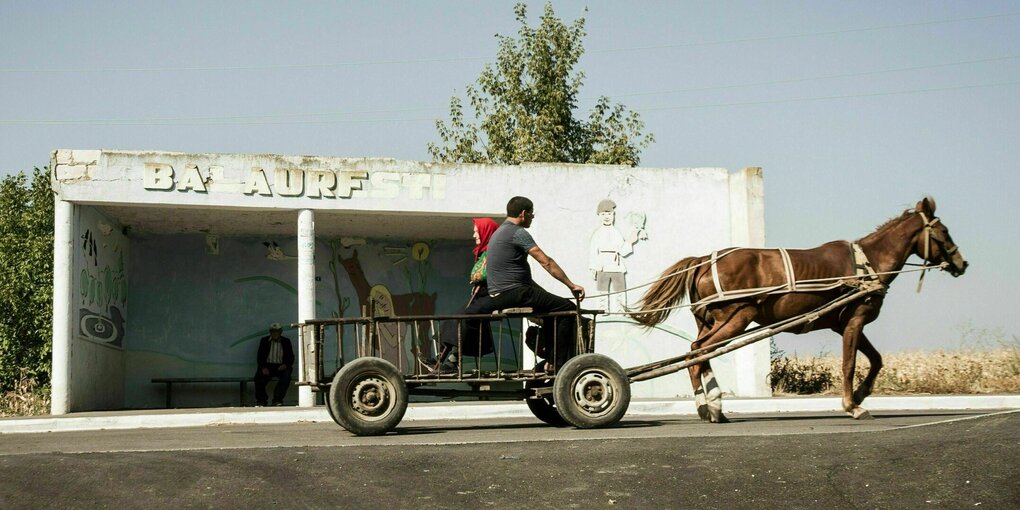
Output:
[1, 395, 1017, 434]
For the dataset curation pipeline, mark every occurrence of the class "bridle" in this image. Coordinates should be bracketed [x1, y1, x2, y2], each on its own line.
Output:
[914, 211, 958, 292]
[917, 211, 960, 263]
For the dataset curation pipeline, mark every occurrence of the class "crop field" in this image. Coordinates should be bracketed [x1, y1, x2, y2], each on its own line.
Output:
[771, 345, 1020, 395]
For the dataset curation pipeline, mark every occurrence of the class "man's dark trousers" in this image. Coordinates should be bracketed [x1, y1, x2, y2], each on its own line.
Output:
[467, 283, 577, 367]
[254, 364, 292, 405]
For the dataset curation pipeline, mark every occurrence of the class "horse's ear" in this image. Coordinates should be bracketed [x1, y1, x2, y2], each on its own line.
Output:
[916, 197, 936, 216]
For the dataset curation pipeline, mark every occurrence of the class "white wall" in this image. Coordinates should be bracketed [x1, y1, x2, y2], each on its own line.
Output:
[50, 150, 768, 410]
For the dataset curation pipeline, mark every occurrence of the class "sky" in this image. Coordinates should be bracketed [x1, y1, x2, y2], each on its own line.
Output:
[1, 1, 1017, 355]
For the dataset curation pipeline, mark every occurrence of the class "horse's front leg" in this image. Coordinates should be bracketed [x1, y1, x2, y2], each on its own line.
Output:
[851, 332, 883, 406]
[840, 317, 873, 420]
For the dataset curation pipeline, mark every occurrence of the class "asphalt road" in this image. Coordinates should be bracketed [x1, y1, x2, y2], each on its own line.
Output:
[1, 410, 1017, 509]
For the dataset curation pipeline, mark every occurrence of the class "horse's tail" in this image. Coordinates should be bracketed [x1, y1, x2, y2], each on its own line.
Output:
[632, 256, 703, 327]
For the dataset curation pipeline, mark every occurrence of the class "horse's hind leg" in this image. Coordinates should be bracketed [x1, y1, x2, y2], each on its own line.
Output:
[852, 332, 882, 406]
[691, 305, 756, 424]
[701, 363, 726, 423]
[689, 316, 715, 421]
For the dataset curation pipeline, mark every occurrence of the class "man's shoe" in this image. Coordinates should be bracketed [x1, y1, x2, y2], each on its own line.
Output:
[255, 401, 268, 407]
[271, 401, 284, 406]
[437, 361, 459, 375]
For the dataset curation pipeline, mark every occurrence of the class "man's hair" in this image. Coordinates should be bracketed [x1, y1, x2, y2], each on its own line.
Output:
[506, 196, 534, 217]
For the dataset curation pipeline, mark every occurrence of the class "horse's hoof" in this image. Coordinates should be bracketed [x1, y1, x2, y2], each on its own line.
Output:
[709, 412, 730, 424]
[697, 404, 710, 421]
[851, 408, 873, 420]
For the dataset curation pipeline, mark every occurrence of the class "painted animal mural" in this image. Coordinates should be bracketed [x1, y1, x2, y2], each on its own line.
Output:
[338, 249, 437, 365]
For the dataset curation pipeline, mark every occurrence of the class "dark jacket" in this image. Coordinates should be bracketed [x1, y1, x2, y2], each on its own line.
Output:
[257, 335, 295, 369]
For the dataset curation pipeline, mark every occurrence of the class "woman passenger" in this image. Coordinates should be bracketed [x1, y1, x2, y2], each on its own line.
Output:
[434, 217, 499, 372]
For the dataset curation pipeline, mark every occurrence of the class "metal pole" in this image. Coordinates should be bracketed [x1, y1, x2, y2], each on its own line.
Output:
[297, 209, 315, 407]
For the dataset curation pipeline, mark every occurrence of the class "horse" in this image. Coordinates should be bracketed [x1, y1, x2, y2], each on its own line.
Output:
[632, 197, 968, 423]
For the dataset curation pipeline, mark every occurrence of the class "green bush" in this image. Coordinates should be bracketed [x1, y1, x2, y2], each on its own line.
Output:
[0, 168, 54, 394]
[769, 356, 836, 394]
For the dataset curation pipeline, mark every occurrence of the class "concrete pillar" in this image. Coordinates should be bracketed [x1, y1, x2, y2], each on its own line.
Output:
[51, 199, 74, 414]
[297, 209, 315, 407]
[729, 167, 771, 398]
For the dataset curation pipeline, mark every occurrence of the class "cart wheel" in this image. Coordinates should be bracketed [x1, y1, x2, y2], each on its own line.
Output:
[553, 354, 630, 429]
[524, 368, 567, 427]
[323, 388, 345, 428]
[328, 357, 408, 436]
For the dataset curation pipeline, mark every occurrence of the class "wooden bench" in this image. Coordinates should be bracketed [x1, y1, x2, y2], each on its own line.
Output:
[151, 377, 253, 408]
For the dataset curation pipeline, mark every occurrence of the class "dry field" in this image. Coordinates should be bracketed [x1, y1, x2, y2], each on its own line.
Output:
[771, 346, 1020, 396]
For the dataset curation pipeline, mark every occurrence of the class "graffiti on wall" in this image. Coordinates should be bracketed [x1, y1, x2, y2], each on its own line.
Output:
[588, 198, 648, 313]
[338, 248, 437, 363]
[77, 216, 129, 348]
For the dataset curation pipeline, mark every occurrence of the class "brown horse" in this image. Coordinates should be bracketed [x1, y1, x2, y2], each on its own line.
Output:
[633, 198, 968, 422]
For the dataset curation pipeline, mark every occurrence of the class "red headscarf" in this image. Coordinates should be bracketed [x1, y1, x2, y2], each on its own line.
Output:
[472, 217, 500, 261]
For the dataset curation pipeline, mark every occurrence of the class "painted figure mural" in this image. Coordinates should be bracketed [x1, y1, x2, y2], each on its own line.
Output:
[588, 198, 647, 313]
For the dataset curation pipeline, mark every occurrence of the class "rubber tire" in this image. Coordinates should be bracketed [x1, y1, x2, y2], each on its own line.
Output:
[553, 353, 630, 429]
[525, 377, 568, 427]
[323, 389, 345, 428]
[328, 357, 408, 436]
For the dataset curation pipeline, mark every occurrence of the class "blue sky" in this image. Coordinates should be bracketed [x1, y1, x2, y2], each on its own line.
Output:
[2, 1, 1017, 355]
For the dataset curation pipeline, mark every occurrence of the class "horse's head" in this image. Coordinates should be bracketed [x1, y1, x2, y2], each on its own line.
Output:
[914, 197, 968, 277]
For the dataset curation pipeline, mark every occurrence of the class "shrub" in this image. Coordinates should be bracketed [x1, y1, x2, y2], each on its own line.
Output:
[769, 356, 835, 394]
[0, 368, 50, 417]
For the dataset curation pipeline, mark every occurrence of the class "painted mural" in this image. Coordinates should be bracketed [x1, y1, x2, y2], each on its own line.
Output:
[76, 207, 128, 348]
[123, 231, 497, 407]
[588, 198, 648, 313]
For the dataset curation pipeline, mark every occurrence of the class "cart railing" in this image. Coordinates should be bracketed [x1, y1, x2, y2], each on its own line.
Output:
[296, 308, 601, 390]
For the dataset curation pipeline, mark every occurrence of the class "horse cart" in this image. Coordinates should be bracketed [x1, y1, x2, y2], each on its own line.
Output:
[299, 198, 967, 435]
[296, 283, 884, 436]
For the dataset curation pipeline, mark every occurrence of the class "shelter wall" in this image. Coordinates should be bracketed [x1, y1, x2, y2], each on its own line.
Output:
[68, 206, 127, 410]
[52, 150, 768, 411]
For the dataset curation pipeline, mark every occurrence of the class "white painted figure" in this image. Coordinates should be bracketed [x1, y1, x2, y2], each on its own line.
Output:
[588, 199, 646, 313]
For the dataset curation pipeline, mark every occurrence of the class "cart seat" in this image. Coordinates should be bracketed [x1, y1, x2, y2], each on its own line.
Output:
[495, 307, 534, 315]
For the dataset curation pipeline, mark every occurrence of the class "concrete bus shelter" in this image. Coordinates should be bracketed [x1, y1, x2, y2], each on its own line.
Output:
[49, 149, 767, 414]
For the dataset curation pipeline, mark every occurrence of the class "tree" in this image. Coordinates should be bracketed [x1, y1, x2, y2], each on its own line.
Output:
[0, 168, 54, 392]
[428, 3, 653, 166]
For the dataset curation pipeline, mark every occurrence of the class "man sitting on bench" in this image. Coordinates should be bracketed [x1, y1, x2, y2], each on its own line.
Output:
[465, 196, 586, 374]
[255, 322, 294, 406]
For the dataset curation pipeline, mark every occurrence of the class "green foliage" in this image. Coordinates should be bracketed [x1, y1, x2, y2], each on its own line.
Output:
[769, 355, 835, 395]
[0, 168, 54, 392]
[429, 3, 653, 165]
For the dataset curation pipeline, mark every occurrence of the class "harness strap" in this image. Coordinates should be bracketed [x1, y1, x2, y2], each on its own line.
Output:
[915, 212, 941, 293]
[849, 242, 878, 282]
[710, 250, 724, 298]
[778, 248, 796, 291]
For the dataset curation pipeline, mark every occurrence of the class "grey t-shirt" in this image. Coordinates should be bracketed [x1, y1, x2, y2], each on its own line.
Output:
[486, 221, 537, 295]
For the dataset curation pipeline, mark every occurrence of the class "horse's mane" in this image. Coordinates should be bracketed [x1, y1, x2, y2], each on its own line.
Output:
[856, 209, 912, 243]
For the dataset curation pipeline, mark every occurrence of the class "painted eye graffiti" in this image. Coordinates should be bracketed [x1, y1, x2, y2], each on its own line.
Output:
[78, 307, 125, 347]
[81, 314, 116, 341]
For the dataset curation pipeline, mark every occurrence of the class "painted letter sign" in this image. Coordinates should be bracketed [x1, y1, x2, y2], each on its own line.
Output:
[142, 163, 446, 200]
